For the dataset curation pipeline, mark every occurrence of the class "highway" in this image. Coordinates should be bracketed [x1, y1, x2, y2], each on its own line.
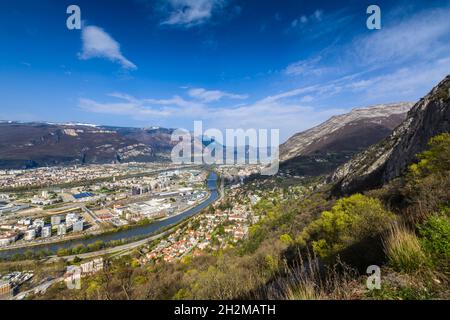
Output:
[46, 226, 172, 262]
[47, 175, 224, 262]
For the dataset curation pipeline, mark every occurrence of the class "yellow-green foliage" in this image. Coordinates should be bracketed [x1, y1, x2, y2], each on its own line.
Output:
[297, 194, 396, 257]
[409, 133, 450, 178]
[402, 133, 450, 220]
[384, 224, 429, 274]
[280, 234, 294, 245]
[418, 209, 450, 271]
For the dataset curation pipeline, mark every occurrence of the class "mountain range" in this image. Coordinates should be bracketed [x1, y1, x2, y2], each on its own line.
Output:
[332, 75, 450, 194]
[2, 75, 448, 176]
[279, 102, 413, 176]
[0, 122, 175, 169]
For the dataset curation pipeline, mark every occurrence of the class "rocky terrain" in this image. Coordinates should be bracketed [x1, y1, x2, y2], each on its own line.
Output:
[332, 75, 450, 194]
[279, 103, 413, 176]
[0, 122, 175, 169]
[102, 126, 176, 157]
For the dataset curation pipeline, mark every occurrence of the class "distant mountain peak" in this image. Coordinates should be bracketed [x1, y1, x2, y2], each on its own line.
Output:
[280, 102, 413, 164]
[0, 122, 176, 169]
[332, 75, 450, 194]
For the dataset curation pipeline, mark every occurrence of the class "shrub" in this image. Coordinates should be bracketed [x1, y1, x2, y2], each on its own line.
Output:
[56, 248, 70, 257]
[280, 234, 293, 245]
[408, 133, 450, 178]
[418, 210, 450, 271]
[297, 194, 396, 258]
[384, 224, 429, 273]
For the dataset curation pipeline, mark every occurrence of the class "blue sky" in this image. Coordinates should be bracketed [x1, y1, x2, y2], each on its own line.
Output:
[1, 0, 449, 141]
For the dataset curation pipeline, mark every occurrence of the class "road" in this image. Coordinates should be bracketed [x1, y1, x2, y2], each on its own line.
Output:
[46, 218, 186, 262]
[47, 179, 221, 262]
[81, 205, 102, 226]
[13, 276, 64, 300]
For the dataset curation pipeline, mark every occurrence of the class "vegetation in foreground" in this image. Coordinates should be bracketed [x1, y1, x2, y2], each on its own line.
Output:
[34, 134, 450, 300]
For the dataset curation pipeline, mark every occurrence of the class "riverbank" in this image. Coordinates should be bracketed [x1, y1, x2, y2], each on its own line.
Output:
[0, 190, 211, 253]
[0, 172, 218, 259]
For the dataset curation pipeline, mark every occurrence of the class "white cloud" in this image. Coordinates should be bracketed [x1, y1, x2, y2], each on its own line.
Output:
[161, 0, 225, 27]
[340, 5, 450, 101]
[285, 56, 333, 76]
[205, 98, 346, 141]
[347, 58, 450, 102]
[352, 6, 450, 66]
[300, 95, 314, 103]
[188, 88, 248, 102]
[80, 92, 206, 120]
[78, 5, 450, 142]
[79, 85, 345, 141]
[79, 26, 137, 70]
[284, 5, 450, 105]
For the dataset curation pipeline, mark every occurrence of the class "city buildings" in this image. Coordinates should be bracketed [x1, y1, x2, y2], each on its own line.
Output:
[32, 219, 45, 229]
[41, 226, 52, 238]
[0, 167, 208, 249]
[57, 224, 67, 236]
[0, 280, 13, 300]
[0, 232, 19, 247]
[0, 163, 185, 190]
[51, 215, 62, 226]
[80, 258, 104, 275]
[72, 220, 84, 232]
[0, 272, 34, 300]
[24, 229, 36, 241]
[66, 213, 80, 226]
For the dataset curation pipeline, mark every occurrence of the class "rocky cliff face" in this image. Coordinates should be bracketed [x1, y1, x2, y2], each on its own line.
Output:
[279, 103, 413, 176]
[332, 75, 450, 194]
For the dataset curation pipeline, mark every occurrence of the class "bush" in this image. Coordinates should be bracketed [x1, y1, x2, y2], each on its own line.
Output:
[384, 224, 429, 273]
[297, 194, 396, 258]
[408, 133, 450, 178]
[418, 210, 450, 271]
[57, 248, 70, 257]
[280, 234, 294, 245]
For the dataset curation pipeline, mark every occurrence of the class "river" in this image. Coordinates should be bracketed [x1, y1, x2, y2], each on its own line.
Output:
[0, 172, 218, 258]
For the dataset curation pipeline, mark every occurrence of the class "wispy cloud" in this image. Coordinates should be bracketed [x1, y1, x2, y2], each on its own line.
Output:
[160, 0, 226, 27]
[79, 86, 344, 141]
[79, 4, 450, 141]
[352, 6, 450, 66]
[283, 4, 450, 106]
[79, 26, 137, 70]
[285, 56, 334, 76]
[346, 58, 450, 101]
[188, 88, 248, 102]
[290, 9, 323, 29]
[80, 90, 207, 120]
